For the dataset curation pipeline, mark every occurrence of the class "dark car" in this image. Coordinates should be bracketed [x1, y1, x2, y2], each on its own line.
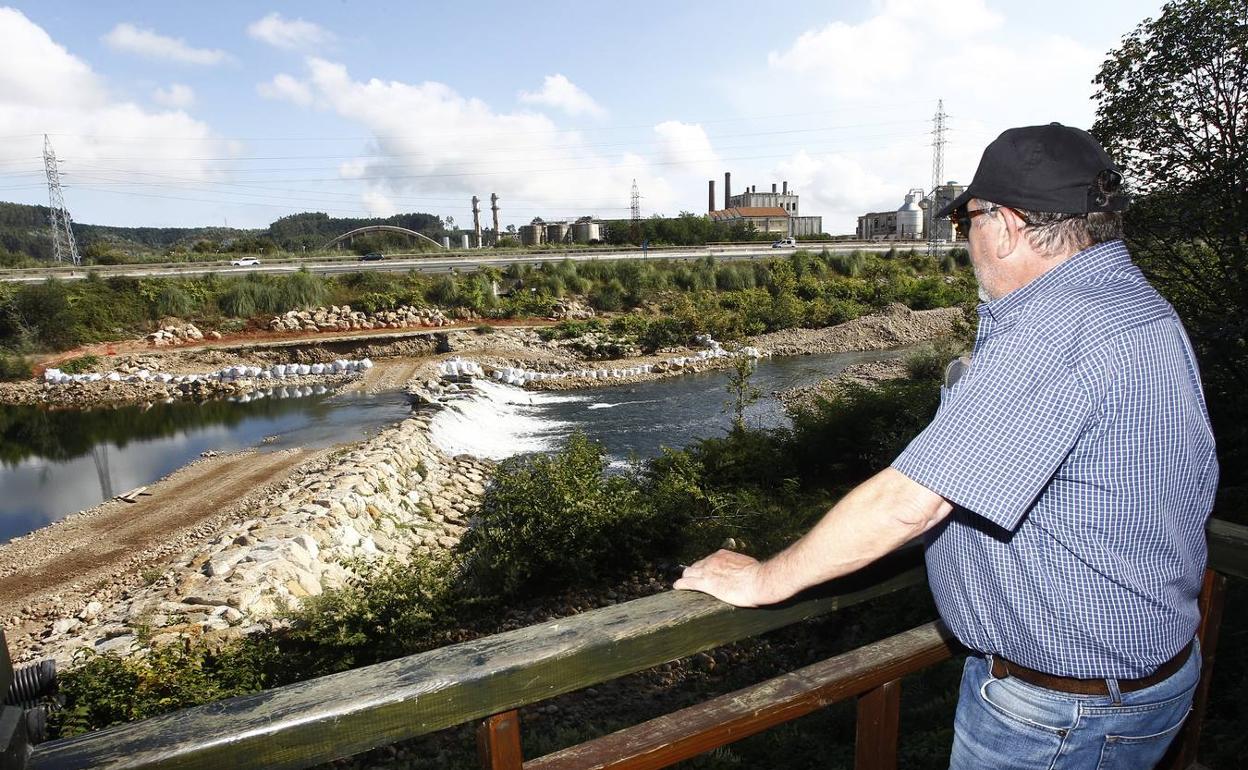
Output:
[359, 252, 385, 261]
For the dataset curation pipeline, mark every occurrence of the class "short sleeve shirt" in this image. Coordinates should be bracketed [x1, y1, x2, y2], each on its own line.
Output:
[892, 240, 1218, 678]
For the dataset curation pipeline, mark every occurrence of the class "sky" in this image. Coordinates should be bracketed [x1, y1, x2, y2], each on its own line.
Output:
[0, 0, 1164, 235]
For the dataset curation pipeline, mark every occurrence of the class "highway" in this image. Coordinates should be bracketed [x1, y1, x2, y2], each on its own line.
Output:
[0, 241, 952, 284]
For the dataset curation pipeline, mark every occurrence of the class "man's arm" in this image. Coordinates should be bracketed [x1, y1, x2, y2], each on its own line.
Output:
[673, 468, 952, 607]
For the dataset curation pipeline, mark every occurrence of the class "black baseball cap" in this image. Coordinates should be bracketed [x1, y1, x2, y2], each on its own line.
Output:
[936, 123, 1129, 218]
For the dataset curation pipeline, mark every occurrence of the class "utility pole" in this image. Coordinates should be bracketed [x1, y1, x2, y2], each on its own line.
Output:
[928, 100, 948, 256]
[629, 179, 641, 244]
[42, 135, 80, 265]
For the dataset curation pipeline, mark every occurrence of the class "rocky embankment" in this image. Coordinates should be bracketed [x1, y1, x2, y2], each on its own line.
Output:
[754, 303, 964, 356]
[265, 304, 462, 335]
[778, 358, 913, 415]
[17, 412, 491, 665]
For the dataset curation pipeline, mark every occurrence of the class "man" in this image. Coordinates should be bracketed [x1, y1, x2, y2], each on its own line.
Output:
[674, 124, 1217, 769]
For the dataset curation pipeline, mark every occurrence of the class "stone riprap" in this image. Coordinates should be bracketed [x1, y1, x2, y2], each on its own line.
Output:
[266, 305, 456, 334]
[28, 412, 492, 665]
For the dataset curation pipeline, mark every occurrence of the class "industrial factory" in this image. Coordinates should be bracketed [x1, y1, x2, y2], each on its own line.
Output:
[466, 193, 604, 247]
[706, 172, 823, 237]
[856, 182, 966, 241]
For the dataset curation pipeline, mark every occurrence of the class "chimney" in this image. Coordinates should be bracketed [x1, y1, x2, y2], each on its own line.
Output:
[708, 180, 715, 213]
[471, 196, 482, 248]
[783, 181, 788, 194]
[772, 183, 777, 193]
[724, 172, 731, 209]
[490, 193, 500, 245]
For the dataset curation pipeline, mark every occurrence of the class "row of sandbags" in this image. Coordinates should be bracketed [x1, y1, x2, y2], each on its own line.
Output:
[437, 337, 764, 388]
[42, 358, 374, 386]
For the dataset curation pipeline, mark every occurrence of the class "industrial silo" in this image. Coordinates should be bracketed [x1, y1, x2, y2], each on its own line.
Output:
[545, 222, 569, 244]
[519, 224, 545, 246]
[571, 221, 601, 243]
[896, 191, 923, 239]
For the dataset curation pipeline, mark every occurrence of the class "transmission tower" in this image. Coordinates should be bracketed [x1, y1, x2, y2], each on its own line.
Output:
[42, 135, 80, 265]
[629, 179, 641, 243]
[928, 100, 949, 255]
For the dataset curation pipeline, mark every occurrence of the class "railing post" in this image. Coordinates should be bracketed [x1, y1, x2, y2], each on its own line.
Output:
[854, 678, 901, 770]
[1162, 569, 1228, 770]
[477, 710, 523, 770]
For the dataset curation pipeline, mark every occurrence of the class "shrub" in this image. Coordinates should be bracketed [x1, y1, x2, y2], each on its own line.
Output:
[461, 433, 667, 597]
[58, 354, 101, 375]
[0, 351, 31, 381]
[282, 555, 467, 672]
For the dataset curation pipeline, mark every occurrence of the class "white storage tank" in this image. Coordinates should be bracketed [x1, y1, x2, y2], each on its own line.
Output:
[896, 192, 923, 238]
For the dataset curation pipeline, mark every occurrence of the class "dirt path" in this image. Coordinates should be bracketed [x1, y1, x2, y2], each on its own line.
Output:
[342, 357, 428, 394]
[0, 447, 329, 622]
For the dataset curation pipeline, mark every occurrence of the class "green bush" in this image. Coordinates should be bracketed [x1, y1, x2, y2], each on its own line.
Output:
[461, 433, 667, 597]
[58, 354, 101, 375]
[0, 351, 31, 381]
[282, 555, 468, 672]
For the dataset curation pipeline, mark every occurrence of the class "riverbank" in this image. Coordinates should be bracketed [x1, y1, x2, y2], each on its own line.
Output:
[1, 304, 965, 664]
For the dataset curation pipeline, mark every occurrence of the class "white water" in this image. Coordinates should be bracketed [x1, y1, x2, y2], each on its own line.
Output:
[426, 378, 589, 460]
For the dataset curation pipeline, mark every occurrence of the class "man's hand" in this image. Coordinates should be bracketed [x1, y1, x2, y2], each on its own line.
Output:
[673, 549, 770, 607]
[672, 469, 952, 609]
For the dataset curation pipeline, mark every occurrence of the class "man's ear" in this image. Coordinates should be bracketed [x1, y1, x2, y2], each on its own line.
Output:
[996, 207, 1025, 259]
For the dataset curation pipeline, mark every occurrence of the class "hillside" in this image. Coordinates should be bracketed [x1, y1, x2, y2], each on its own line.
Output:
[0, 202, 448, 263]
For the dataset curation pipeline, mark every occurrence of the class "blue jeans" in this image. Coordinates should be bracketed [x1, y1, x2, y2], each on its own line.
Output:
[950, 641, 1200, 769]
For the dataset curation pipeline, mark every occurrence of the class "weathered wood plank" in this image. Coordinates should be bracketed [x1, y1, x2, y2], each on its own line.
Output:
[27, 549, 926, 770]
[477, 711, 523, 770]
[854, 680, 900, 770]
[524, 622, 956, 770]
[1206, 518, 1248, 580]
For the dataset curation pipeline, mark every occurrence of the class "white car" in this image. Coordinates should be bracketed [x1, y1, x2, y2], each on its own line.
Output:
[231, 258, 261, 266]
[771, 237, 797, 248]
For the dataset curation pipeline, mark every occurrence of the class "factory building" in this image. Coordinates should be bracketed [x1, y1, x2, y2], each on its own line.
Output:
[707, 172, 823, 237]
[925, 182, 966, 242]
[856, 182, 967, 241]
[518, 216, 602, 246]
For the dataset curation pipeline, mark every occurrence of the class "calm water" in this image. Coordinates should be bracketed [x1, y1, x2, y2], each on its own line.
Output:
[0, 388, 413, 543]
[1, 347, 913, 544]
[427, 347, 911, 464]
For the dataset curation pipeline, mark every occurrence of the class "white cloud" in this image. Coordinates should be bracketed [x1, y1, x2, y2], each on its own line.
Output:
[102, 22, 231, 65]
[247, 12, 333, 51]
[0, 9, 231, 202]
[257, 73, 314, 106]
[152, 83, 195, 108]
[268, 59, 697, 222]
[653, 121, 718, 176]
[518, 74, 605, 118]
[748, 0, 1104, 232]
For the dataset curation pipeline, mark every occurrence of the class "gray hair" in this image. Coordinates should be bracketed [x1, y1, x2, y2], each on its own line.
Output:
[1008, 210, 1123, 257]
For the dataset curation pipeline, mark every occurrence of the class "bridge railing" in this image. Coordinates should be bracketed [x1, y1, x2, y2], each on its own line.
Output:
[12, 519, 1246, 770]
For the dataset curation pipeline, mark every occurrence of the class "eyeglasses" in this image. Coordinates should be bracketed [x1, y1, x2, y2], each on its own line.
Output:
[950, 205, 1002, 237]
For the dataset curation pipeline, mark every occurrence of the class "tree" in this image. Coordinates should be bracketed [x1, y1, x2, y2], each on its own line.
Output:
[723, 357, 762, 433]
[1091, 0, 1248, 396]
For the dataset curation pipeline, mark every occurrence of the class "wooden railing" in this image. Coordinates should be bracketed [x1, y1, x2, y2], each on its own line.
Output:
[10, 519, 1247, 770]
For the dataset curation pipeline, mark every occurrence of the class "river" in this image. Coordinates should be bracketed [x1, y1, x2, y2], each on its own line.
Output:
[0, 348, 908, 543]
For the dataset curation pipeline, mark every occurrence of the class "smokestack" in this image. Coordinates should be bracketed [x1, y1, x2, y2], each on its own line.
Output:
[471, 196, 482, 248]
[772, 183, 777, 193]
[724, 172, 731, 209]
[490, 193, 500, 245]
[783, 181, 788, 194]
[708, 180, 715, 213]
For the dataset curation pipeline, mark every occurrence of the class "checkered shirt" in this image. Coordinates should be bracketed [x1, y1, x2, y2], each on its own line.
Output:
[892, 240, 1218, 678]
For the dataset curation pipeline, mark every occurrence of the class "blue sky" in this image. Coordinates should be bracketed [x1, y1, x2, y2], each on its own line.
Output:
[0, 1, 1162, 233]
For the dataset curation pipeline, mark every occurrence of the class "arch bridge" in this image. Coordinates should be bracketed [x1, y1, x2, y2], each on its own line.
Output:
[323, 225, 446, 251]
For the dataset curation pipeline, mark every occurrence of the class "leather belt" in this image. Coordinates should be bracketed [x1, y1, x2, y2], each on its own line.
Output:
[989, 640, 1193, 696]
